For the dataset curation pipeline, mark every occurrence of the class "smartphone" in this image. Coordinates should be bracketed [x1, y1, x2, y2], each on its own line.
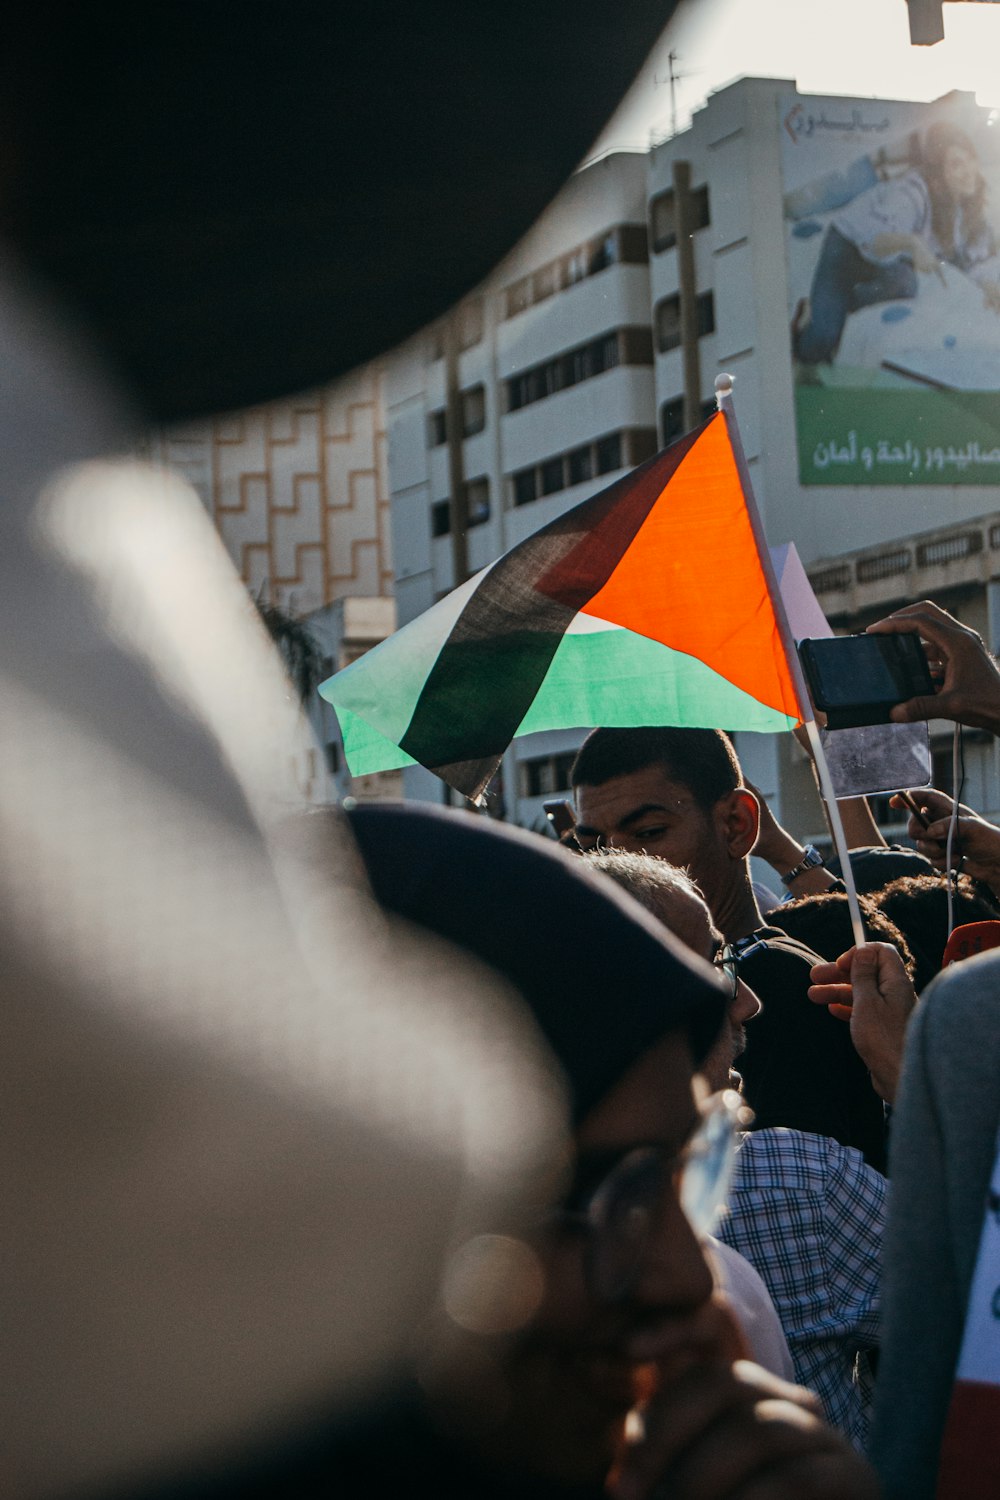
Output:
[543, 798, 576, 838]
[797, 633, 935, 730]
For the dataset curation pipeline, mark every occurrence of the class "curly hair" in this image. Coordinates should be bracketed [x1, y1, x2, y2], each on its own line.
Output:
[872, 872, 1000, 993]
[920, 120, 993, 263]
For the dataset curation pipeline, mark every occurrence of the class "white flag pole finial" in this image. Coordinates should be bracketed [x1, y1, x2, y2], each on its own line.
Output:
[714, 374, 867, 951]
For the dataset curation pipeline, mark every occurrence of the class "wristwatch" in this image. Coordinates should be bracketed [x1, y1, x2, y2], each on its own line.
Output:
[779, 844, 826, 886]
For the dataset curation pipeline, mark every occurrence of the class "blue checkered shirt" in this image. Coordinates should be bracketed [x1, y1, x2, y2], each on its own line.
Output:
[716, 1127, 886, 1452]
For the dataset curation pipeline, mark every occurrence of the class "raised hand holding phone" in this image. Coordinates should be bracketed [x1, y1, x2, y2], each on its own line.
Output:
[891, 789, 1000, 896]
[867, 601, 1000, 733]
[797, 633, 935, 730]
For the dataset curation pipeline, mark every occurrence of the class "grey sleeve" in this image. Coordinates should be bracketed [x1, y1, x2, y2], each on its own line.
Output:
[870, 956, 1000, 1497]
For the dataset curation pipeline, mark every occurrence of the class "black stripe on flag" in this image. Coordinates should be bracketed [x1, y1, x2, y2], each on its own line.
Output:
[399, 421, 709, 800]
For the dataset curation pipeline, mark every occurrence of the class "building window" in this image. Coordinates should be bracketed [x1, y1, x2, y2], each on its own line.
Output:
[501, 224, 647, 319]
[620, 327, 654, 365]
[324, 741, 340, 774]
[654, 293, 714, 353]
[596, 433, 623, 474]
[463, 477, 491, 527]
[661, 398, 715, 447]
[655, 295, 682, 353]
[650, 184, 709, 254]
[428, 408, 447, 446]
[593, 331, 622, 374]
[521, 751, 578, 798]
[458, 297, 484, 350]
[650, 190, 676, 253]
[506, 328, 649, 413]
[461, 384, 486, 437]
[618, 224, 650, 264]
[505, 278, 531, 319]
[541, 457, 565, 496]
[433, 484, 490, 533]
[588, 231, 616, 275]
[510, 429, 648, 508]
[661, 395, 685, 446]
[512, 468, 538, 507]
[533, 262, 558, 302]
[560, 246, 588, 288]
[568, 443, 594, 486]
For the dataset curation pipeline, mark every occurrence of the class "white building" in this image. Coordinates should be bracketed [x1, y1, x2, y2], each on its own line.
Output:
[384, 151, 658, 824]
[381, 75, 1000, 842]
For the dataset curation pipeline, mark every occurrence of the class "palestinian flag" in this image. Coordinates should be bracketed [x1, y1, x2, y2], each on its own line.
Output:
[320, 412, 804, 802]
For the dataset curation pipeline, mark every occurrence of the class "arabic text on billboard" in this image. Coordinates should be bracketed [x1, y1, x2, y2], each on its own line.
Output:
[782, 93, 1000, 485]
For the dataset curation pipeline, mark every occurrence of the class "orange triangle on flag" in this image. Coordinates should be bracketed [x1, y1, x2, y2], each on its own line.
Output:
[581, 415, 803, 721]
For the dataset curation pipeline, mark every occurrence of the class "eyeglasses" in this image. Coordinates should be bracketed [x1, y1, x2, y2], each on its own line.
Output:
[730, 934, 769, 965]
[553, 1088, 753, 1304]
[712, 936, 768, 1000]
[713, 942, 739, 1001]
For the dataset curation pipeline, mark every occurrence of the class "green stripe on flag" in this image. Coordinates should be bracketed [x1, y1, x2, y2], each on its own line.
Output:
[329, 617, 795, 779]
[515, 623, 796, 736]
[318, 570, 486, 773]
[335, 706, 419, 776]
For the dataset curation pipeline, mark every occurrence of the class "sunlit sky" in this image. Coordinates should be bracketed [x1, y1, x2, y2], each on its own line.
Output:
[588, 0, 1000, 160]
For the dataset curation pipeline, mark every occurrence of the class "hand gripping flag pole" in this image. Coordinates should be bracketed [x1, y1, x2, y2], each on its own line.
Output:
[714, 374, 867, 951]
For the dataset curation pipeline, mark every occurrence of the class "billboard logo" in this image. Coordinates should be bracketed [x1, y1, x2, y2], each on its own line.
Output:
[784, 102, 891, 143]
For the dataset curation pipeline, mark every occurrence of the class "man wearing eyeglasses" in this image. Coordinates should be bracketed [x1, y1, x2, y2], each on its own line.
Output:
[335, 803, 878, 1500]
[571, 726, 888, 1175]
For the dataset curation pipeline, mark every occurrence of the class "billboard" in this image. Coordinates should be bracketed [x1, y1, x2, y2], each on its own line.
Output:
[781, 92, 1000, 485]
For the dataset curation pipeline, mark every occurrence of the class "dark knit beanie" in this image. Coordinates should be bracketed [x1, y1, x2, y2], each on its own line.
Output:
[345, 803, 726, 1125]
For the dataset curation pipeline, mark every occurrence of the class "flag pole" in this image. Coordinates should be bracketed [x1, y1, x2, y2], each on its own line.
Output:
[714, 374, 867, 951]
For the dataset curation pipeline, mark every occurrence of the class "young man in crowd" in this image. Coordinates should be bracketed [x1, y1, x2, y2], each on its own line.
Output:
[570, 727, 887, 1170]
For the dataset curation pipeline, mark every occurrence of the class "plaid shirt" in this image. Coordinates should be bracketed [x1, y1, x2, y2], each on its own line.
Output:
[716, 1127, 886, 1452]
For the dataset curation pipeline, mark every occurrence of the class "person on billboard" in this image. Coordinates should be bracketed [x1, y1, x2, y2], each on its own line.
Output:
[792, 120, 1000, 366]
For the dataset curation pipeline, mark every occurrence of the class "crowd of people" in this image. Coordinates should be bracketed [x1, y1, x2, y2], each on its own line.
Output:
[131, 596, 995, 1500]
[335, 597, 1000, 1500]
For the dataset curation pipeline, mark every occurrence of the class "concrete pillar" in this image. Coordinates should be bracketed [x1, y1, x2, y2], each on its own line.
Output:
[673, 159, 703, 434]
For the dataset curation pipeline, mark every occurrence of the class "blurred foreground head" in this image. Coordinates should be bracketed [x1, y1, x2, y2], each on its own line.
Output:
[0, 6, 686, 1493]
[1, 1, 674, 421]
[343, 803, 727, 1121]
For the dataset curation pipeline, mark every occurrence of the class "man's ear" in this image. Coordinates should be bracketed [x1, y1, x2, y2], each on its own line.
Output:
[717, 788, 759, 860]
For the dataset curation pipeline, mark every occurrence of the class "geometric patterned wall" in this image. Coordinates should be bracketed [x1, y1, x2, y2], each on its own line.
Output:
[149, 361, 392, 616]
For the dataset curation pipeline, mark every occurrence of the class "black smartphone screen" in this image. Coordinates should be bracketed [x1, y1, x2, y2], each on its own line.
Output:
[798, 634, 934, 728]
